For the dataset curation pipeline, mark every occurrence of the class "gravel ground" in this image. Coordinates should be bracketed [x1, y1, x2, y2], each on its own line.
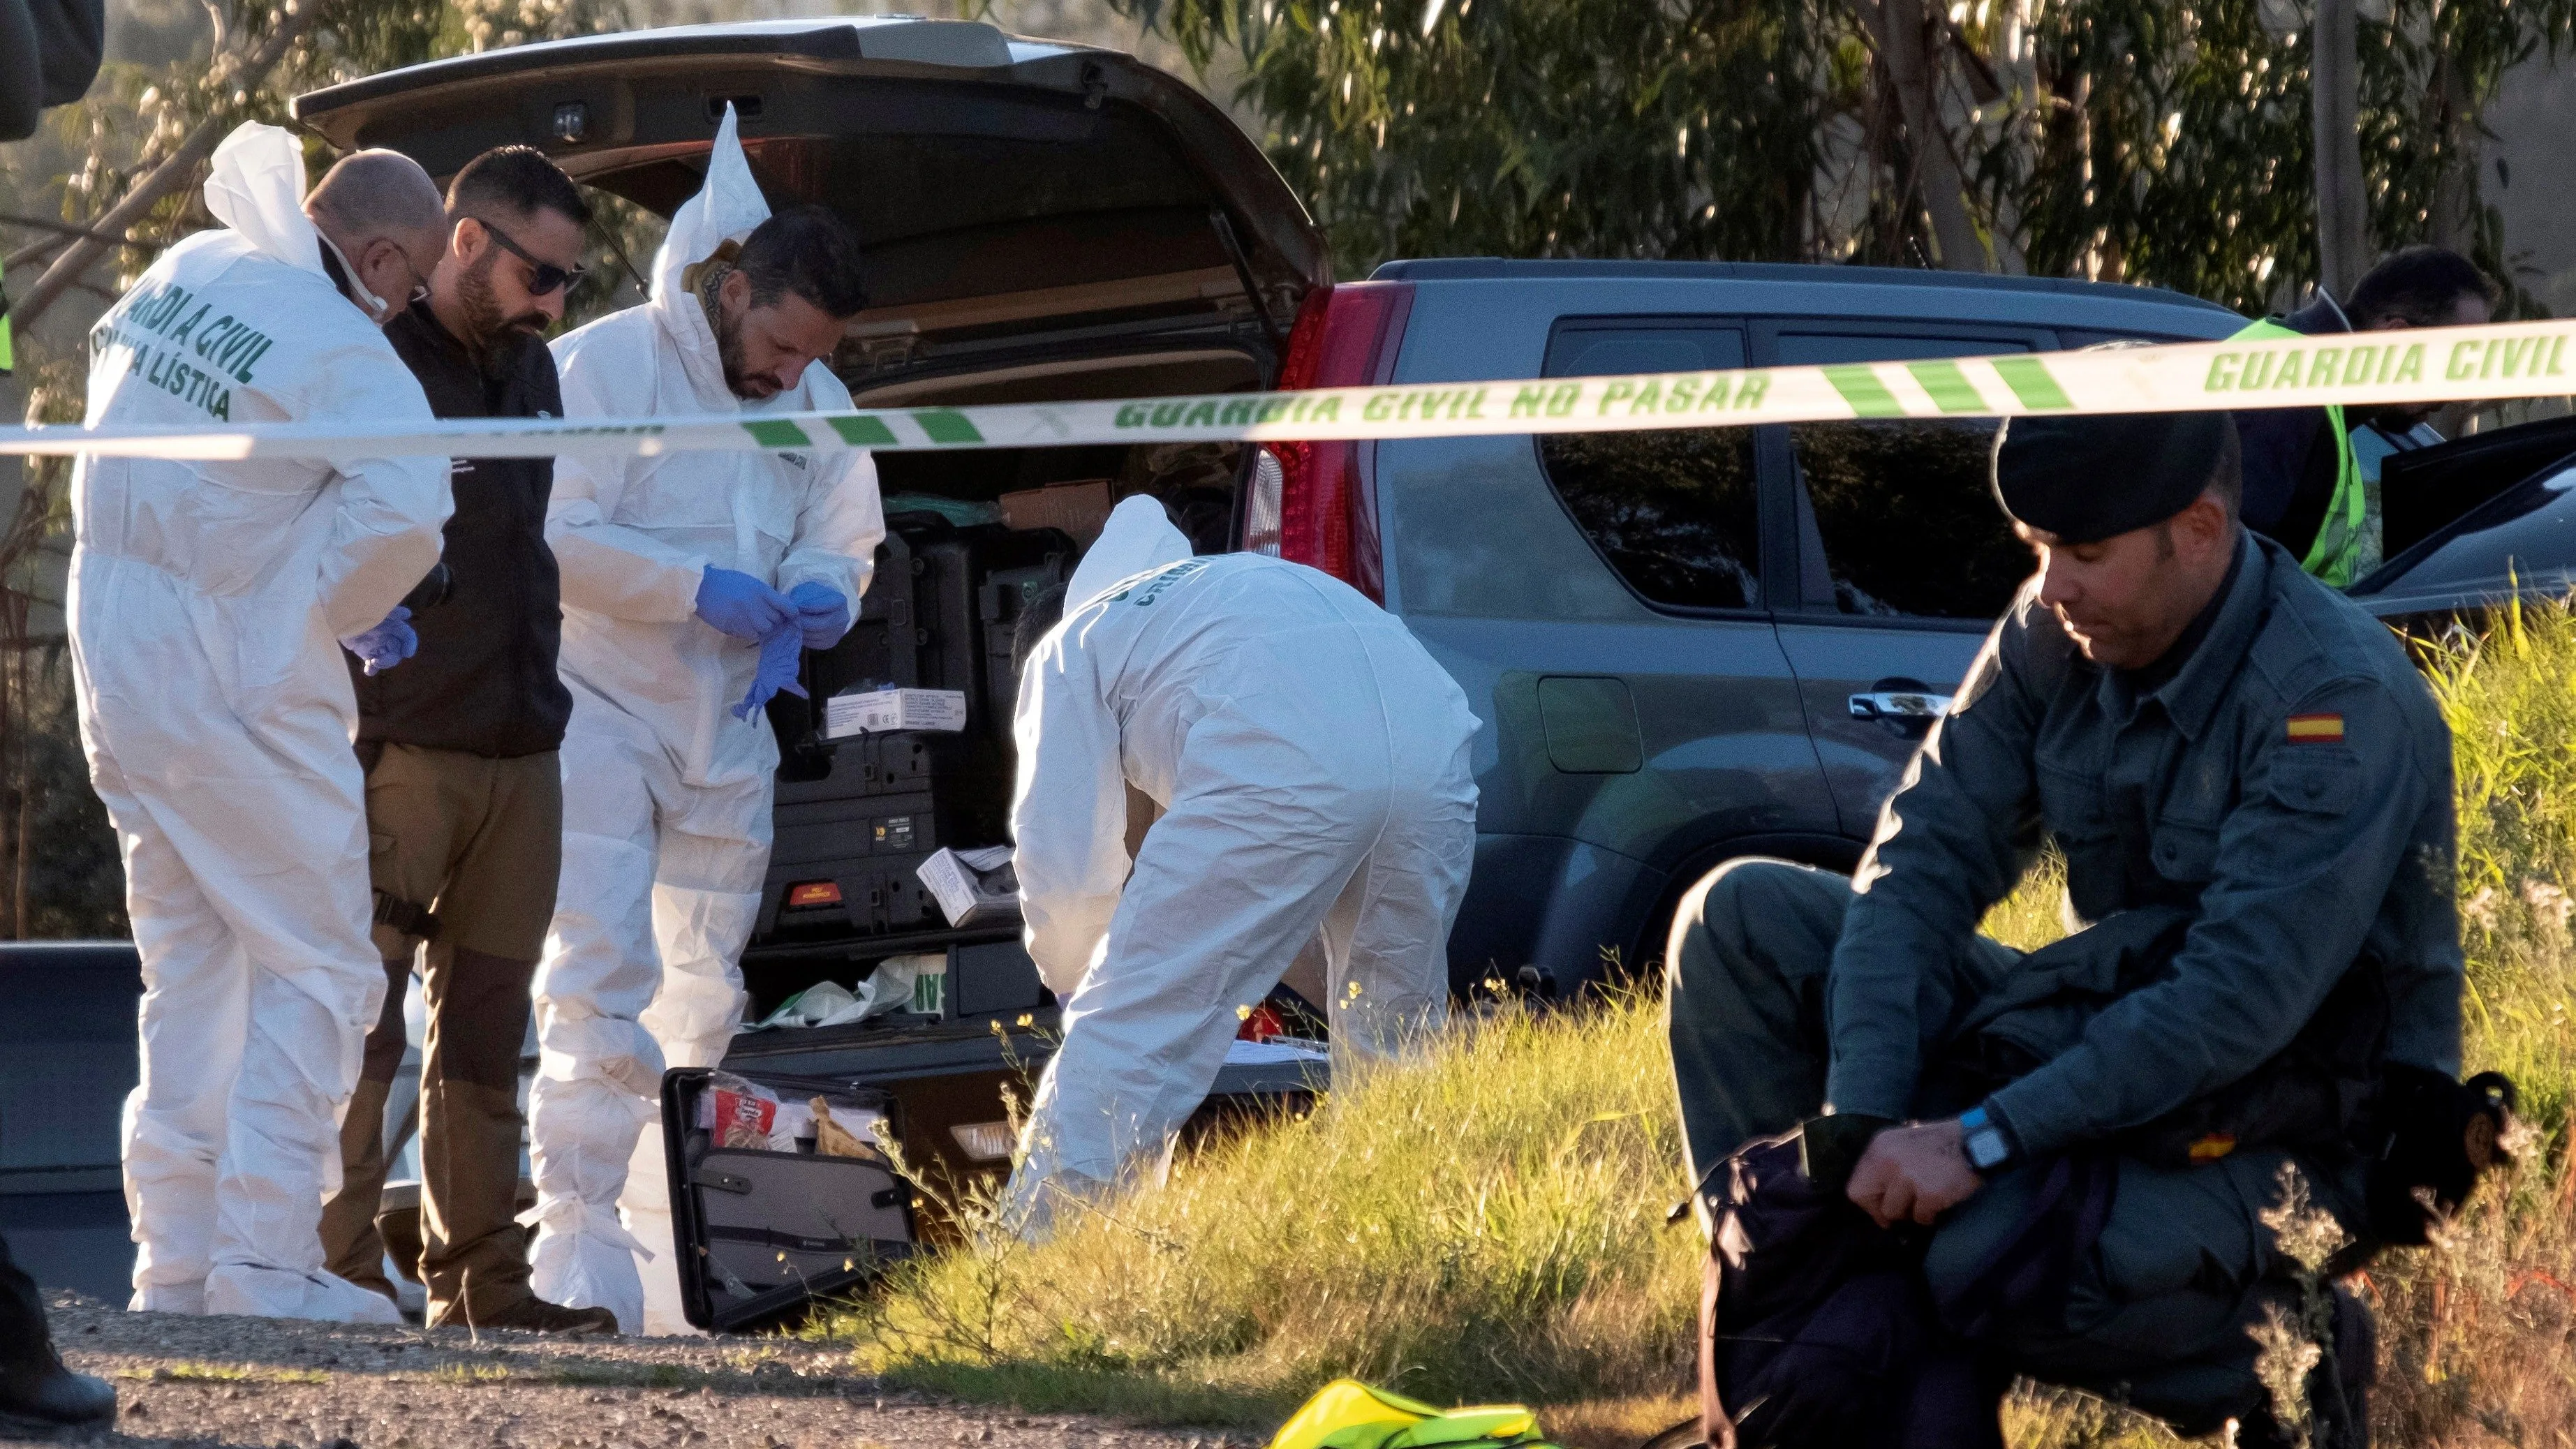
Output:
[13, 1293, 1231, 1449]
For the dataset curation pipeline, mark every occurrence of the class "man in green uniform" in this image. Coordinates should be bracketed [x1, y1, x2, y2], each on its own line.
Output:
[1666, 408, 2468, 1439]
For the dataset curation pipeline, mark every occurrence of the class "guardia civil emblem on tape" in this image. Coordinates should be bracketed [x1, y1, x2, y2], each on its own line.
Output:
[1, 316, 2571, 462]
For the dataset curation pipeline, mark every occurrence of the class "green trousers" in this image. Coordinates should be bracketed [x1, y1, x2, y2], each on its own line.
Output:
[1664, 859, 2348, 1436]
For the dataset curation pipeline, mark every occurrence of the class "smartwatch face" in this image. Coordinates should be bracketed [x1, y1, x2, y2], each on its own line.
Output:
[1966, 1128, 2009, 1171]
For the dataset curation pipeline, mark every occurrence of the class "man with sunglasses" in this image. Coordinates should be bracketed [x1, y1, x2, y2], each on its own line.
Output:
[316, 144, 619, 1335]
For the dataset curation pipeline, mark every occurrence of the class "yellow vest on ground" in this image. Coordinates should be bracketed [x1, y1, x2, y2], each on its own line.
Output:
[2231, 317, 2364, 585]
[1268, 1381, 1555, 1449]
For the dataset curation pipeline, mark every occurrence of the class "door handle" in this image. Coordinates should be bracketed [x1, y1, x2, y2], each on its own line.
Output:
[1848, 690, 1953, 722]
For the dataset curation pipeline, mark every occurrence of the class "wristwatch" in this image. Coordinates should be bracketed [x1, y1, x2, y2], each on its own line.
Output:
[1960, 1106, 2015, 1175]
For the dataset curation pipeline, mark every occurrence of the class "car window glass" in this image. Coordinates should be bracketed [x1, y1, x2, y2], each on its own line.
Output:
[1539, 326, 1759, 611]
[2357, 465, 2576, 602]
[1782, 332, 2036, 620]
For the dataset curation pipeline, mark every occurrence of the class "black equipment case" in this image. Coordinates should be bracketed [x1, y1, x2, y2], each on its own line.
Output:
[660, 1067, 918, 1333]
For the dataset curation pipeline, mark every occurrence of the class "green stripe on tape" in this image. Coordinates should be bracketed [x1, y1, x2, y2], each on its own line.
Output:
[912, 409, 984, 445]
[827, 415, 900, 446]
[742, 419, 813, 447]
[1991, 356, 2074, 410]
[1822, 364, 1904, 417]
[1907, 359, 1987, 414]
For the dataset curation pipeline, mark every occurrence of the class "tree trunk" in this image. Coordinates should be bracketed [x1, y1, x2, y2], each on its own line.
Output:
[1985, 0, 2038, 275]
[5, 1, 323, 333]
[1850, 0, 1988, 272]
[2312, 0, 2369, 299]
[2073, 68, 2099, 279]
[10, 648, 27, 940]
[2427, 47, 2479, 260]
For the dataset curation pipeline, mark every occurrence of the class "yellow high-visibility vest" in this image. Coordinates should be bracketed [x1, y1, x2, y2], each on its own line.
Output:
[1268, 1381, 1554, 1449]
[2232, 317, 2363, 585]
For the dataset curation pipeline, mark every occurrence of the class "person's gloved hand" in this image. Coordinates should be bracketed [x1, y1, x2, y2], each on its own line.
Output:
[340, 607, 417, 676]
[695, 566, 794, 641]
[787, 581, 852, 649]
[732, 623, 809, 720]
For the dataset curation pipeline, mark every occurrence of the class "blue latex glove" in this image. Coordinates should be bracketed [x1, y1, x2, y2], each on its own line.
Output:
[787, 581, 852, 649]
[340, 607, 417, 676]
[732, 623, 810, 720]
[695, 567, 794, 641]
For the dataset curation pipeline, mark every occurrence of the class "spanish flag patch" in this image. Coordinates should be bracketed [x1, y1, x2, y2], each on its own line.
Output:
[2286, 713, 2345, 744]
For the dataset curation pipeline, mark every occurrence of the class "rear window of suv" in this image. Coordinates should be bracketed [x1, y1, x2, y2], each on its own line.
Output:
[1537, 323, 1761, 611]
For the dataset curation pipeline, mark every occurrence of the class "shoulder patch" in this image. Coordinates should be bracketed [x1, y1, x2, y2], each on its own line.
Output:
[2286, 712, 2345, 744]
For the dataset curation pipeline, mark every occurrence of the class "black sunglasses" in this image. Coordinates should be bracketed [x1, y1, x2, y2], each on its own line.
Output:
[471, 216, 589, 296]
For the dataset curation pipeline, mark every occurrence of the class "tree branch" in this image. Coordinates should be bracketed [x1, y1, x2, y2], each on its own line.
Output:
[3, 216, 159, 275]
[4, 1, 325, 332]
[1, 235, 68, 273]
[0, 214, 144, 249]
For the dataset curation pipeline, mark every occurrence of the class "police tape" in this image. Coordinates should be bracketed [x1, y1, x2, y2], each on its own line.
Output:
[2, 315, 2573, 462]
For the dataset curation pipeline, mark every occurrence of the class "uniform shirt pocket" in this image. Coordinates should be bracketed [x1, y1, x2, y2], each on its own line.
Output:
[2263, 748, 2361, 817]
[2038, 762, 2112, 845]
[2149, 816, 2222, 884]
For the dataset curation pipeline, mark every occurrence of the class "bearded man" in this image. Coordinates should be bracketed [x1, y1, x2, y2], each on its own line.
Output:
[524, 110, 880, 1336]
[318, 144, 620, 1335]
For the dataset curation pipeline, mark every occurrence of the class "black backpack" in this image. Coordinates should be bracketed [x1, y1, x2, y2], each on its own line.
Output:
[1694, 1131, 2114, 1449]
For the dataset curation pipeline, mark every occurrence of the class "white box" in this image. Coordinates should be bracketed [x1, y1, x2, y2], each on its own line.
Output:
[825, 687, 968, 738]
[918, 845, 1019, 928]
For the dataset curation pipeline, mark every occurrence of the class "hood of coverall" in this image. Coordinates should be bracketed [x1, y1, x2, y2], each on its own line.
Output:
[202, 121, 328, 279]
[649, 104, 771, 410]
[1065, 496, 1193, 609]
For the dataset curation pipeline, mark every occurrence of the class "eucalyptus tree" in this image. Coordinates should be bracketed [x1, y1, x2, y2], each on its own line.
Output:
[1117, 0, 2576, 317]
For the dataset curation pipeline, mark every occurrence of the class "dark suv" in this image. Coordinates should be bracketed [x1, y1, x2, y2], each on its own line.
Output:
[15, 15, 2575, 1299]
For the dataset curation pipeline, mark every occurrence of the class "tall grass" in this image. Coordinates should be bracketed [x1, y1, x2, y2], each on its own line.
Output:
[2422, 596, 2576, 1137]
[829, 601, 2576, 1446]
[825, 988, 1702, 1425]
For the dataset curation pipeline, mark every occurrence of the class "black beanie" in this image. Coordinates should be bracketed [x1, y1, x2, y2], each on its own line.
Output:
[1991, 410, 2238, 543]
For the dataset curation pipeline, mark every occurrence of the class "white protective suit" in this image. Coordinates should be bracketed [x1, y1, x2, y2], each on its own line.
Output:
[1003, 498, 1481, 1234]
[68, 122, 447, 1320]
[530, 108, 883, 1336]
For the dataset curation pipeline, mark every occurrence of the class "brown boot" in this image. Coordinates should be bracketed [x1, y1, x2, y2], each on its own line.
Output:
[432, 1295, 620, 1335]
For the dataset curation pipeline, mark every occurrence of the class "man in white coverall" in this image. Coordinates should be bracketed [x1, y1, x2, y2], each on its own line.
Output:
[71, 123, 452, 1320]
[531, 108, 882, 1336]
[1002, 496, 1480, 1236]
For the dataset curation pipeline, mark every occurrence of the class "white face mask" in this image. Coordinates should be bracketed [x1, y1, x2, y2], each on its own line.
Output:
[314, 227, 394, 323]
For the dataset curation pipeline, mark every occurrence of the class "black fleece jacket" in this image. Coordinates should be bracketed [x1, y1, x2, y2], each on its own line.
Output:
[355, 299, 572, 758]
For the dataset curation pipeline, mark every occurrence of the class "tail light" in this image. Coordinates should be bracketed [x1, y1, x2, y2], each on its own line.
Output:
[1246, 281, 1415, 602]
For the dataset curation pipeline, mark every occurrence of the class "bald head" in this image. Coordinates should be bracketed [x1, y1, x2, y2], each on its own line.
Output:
[304, 149, 447, 322]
